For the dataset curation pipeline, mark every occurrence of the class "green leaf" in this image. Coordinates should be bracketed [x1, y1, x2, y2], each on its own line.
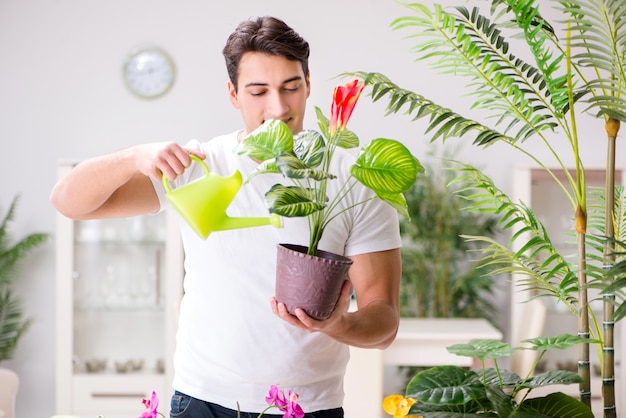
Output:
[333, 129, 359, 149]
[293, 130, 325, 168]
[314, 106, 331, 139]
[264, 184, 324, 218]
[447, 339, 517, 360]
[520, 392, 593, 418]
[351, 138, 424, 195]
[0, 196, 47, 362]
[235, 119, 293, 161]
[405, 365, 486, 406]
[0, 289, 32, 361]
[522, 333, 600, 351]
[376, 191, 409, 219]
[275, 153, 334, 181]
[523, 370, 583, 389]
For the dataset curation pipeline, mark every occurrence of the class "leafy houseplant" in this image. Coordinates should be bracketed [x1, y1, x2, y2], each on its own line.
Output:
[235, 80, 423, 319]
[0, 195, 48, 363]
[347, 0, 626, 414]
[236, 80, 423, 256]
[383, 336, 596, 417]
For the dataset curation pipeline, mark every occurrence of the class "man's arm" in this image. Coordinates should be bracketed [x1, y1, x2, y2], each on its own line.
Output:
[50, 142, 204, 220]
[272, 248, 401, 349]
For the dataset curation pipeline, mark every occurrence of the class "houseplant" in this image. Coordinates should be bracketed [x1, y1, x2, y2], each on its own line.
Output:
[383, 335, 596, 417]
[235, 79, 424, 318]
[399, 152, 499, 320]
[0, 195, 48, 418]
[346, 0, 626, 415]
[0, 195, 48, 363]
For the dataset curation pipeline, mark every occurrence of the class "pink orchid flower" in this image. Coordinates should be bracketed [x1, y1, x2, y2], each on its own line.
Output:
[139, 391, 159, 418]
[284, 390, 305, 418]
[262, 385, 304, 418]
[265, 384, 288, 408]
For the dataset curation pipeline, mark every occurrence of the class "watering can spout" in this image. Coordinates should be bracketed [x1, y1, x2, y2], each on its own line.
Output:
[162, 155, 282, 239]
[215, 213, 283, 232]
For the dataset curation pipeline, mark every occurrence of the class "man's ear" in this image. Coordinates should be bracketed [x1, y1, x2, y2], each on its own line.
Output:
[227, 81, 239, 109]
[306, 73, 311, 99]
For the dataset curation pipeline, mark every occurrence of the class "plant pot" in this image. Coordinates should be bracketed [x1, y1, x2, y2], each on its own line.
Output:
[275, 243, 353, 320]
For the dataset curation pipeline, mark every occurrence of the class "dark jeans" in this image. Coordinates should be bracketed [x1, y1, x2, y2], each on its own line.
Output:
[170, 391, 344, 418]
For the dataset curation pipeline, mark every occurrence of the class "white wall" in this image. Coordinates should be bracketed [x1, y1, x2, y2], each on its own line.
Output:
[0, 1, 622, 417]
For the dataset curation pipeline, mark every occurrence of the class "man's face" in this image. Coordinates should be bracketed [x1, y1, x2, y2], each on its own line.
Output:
[228, 52, 310, 136]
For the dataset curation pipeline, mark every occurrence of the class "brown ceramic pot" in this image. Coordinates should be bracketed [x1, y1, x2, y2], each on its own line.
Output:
[275, 243, 353, 320]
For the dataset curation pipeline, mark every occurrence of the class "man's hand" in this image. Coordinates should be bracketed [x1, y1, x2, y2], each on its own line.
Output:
[270, 280, 352, 333]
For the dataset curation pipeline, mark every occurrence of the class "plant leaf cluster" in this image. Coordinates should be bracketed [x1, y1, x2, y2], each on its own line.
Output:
[399, 154, 500, 320]
[236, 107, 424, 255]
[0, 196, 48, 362]
[405, 336, 597, 417]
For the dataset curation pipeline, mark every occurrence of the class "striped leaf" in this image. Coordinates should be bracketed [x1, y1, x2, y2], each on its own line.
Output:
[264, 184, 324, 218]
[351, 138, 424, 195]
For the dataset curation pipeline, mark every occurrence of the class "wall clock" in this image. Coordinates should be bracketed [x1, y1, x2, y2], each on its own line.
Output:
[123, 46, 176, 99]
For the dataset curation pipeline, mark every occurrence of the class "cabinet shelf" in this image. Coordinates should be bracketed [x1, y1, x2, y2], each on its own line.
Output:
[55, 159, 184, 418]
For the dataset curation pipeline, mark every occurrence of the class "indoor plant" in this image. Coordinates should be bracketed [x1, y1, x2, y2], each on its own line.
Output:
[0, 195, 48, 363]
[347, 0, 626, 414]
[235, 79, 423, 318]
[383, 335, 596, 417]
[0, 195, 48, 418]
[399, 151, 499, 320]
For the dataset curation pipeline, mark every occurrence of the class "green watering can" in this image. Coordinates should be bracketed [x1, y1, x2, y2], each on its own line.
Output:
[162, 155, 281, 239]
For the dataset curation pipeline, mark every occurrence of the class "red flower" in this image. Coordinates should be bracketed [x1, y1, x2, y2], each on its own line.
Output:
[329, 79, 365, 136]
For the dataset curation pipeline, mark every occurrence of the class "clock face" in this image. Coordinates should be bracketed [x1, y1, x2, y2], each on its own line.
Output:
[123, 47, 175, 99]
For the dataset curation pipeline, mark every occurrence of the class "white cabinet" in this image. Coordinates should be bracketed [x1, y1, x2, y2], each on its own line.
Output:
[55, 161, 184, 418]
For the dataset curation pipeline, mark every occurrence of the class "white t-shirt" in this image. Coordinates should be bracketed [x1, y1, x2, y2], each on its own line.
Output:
[152, 131, 401, 412]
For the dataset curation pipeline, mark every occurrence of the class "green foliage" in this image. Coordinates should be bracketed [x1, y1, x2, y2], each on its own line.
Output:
[399, 155, 500, 320]
[0, 196, 48, 362]
[346, 0, 626, 412]
[236, 113, 424, 255]
[404, 336, 597, 417]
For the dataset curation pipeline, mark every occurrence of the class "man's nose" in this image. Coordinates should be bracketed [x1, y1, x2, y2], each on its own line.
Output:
[266, 92, 289, 119]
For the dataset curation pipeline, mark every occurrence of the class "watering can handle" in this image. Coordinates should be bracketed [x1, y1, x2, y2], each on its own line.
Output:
[161, 155, 210, 193]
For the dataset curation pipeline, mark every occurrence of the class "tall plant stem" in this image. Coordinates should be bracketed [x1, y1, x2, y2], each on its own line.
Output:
[602, 117, 620, 418]
[576, 228, 591, 408]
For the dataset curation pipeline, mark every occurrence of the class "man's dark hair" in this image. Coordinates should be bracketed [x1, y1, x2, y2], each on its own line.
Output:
[222, 16, 310, 91]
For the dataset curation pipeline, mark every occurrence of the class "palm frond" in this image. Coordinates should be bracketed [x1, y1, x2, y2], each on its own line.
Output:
[387, 3, 573, 143]
[0, 196, 49, 286]
[504, 0, 573, 114]
[560, 0, 626, 120]
[449, 163, 578, 306]
[345, 71, 511, 146]
[0, 289, 32, 362]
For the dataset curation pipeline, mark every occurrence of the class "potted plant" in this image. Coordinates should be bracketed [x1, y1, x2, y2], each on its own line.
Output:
[235, 80, 424, 319]
[346, 0, 626, 414]
[0, 196, 48, 362]
[383, 336, 596, 417]
[0, 195, 48, 415]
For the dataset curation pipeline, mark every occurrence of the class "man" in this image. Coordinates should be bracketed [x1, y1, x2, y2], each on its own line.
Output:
[51, 16, 401, 418]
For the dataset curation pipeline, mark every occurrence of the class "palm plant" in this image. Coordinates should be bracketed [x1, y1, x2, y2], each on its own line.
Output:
[0, 196, 48, 362]
[346, 0, 626, 415]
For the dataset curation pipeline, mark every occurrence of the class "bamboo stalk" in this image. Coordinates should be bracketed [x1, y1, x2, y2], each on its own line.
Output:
[602, 117, 620, 418]
[576, 207, 591, 408]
